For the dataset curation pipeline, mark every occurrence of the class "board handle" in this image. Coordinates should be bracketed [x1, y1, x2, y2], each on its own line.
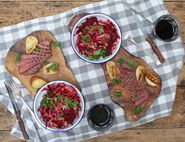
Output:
[68, 13, 88, 33]
[146, 36, 165, 64]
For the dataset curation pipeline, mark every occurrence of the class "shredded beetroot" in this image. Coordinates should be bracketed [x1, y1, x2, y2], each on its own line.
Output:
[76, 16, 120, 60]
[38, 83, 81, 129]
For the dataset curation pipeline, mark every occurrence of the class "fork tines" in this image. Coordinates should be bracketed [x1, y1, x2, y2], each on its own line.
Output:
[5, 77, 21, 96]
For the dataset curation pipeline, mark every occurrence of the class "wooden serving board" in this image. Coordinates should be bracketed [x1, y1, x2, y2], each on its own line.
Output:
[102, 48, 162, 121]
[5, 30, 80, 97]
[68, 13, 162, 121]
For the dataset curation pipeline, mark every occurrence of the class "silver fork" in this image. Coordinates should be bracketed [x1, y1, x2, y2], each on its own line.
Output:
[123, 32, 161, 65]
[5, 78, 42, 128]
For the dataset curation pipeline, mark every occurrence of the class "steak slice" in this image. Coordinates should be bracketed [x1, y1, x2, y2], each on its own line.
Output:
[22, 64, 43, 75]
[102, 48, 162, 122]
[32, 47, 52, 58]
[19, 62, 39, 74]
[16, 59, 33, 67]
[21, 54, 38, 60]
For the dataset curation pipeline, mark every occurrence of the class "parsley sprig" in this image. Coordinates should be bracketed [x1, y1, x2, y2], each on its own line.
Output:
[82, 35, 90, 43]
[111, 79, 121, 85]
[114, 91, 122, 97]
[52, 41, 62, 47]
[99, 26, 104, 35]
[16, 54, 22, 62]
[134, 106, 142, 115]
[50, 63, 57, 71]
[64, 98, 78, 108]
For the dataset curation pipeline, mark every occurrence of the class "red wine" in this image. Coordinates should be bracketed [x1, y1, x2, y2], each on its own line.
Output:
[154, 15, 179, 42]
[155, 20, 174, 40]
[90, 105, 109, 126]
[87, 104, 114, 131]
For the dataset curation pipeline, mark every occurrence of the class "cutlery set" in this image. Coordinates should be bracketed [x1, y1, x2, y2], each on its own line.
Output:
[4, 80, 29, 140]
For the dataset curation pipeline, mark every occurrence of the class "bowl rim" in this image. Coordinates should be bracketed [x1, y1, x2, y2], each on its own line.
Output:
[70, 12, 122, 64]
[33, 80, 85, 132]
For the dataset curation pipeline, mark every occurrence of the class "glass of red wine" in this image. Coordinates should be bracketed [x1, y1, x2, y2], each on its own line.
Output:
[154, 15, 180, 42]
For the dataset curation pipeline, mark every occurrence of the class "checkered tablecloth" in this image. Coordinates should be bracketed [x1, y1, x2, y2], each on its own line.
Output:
[0, 0, 184, 141]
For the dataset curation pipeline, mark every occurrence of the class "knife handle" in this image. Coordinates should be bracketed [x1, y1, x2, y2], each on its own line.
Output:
[146, 36, 165, 63]
[15, 111, 29, 140]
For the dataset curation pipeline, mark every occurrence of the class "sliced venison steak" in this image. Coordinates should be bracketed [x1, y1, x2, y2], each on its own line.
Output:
[102, 48, 162, 121]
[16, 40, 52, 75]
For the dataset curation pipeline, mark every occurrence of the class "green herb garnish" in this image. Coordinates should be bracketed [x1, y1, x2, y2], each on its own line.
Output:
[57, 117, 64, 120]
[93, 25, 97, 29]
[50, 63, 57, 71]
[41, 96, 53, 109]
[87, 55, 95, 60]
[57, 93, 62, 102]
[48, 103, 53, 109]
[87, 49, 107, 60]
[52, 41, 62, 47]
[94, 49, 107, 57]
[16, 54, 22, 62]
[87, 54, 99, 60]
[54, 97, 57, 102]
[41, 99, 47, 108]
[134, 106, 142, 115]
[33, 47, 40, 52]
[114, 92, 122, 97]
[64, 98, 78, 108]
[116, 57, 125, 65]
[111, 79, 121, 85]
[82, 35, 90, 43]
[128, 59, 135, 68]
[72, 101, 78, 107]
[64, 98, 72, 107]
[82, 29, 88, 33]
[99, 26, 104, 35]
[131, 95, 137, 99]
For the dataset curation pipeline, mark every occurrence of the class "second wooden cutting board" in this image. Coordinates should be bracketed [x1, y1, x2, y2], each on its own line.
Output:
[5, 30, 80, 97]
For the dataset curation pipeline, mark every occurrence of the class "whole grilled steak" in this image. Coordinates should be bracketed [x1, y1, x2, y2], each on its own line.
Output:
[102, 48, 162, 121]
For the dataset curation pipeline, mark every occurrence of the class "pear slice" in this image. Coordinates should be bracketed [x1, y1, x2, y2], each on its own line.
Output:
[106, 61, 116, 80]
[136, 66, 145, 83]
[26, 36, 38, 54]
[145, 77, 157, 87]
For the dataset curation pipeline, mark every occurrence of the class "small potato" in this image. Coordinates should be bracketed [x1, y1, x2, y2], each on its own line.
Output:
[30, 76, 47, 89]
[43, 63, 59, 74]
[106, 61, 116, 80]
[26, 36, 38, 54]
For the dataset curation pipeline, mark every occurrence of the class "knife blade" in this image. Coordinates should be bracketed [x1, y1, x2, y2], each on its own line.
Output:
[5, 83, 19, 112]
[121, 2, 153, 25]
[4, 83, 29, 140]
[131, 10, 165, 64]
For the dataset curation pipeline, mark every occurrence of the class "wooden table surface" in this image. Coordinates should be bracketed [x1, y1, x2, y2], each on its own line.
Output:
[0, 0, 185, 142]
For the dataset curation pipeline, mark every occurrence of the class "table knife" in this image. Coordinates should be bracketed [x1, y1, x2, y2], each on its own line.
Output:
[132, 10, 165, 64]
[4, 83, 29, 140]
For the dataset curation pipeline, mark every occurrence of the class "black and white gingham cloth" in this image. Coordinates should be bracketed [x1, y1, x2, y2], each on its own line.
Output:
[0, 0, 184, 141]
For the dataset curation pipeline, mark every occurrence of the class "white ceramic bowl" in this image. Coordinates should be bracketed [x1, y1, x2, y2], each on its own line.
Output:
[33, 80, 85, 132]
[71, 13, 122, 64]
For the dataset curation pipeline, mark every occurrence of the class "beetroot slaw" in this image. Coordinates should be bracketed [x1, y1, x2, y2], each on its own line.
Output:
[38, 82, 82, 129]
[76, 16, 120, 60]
